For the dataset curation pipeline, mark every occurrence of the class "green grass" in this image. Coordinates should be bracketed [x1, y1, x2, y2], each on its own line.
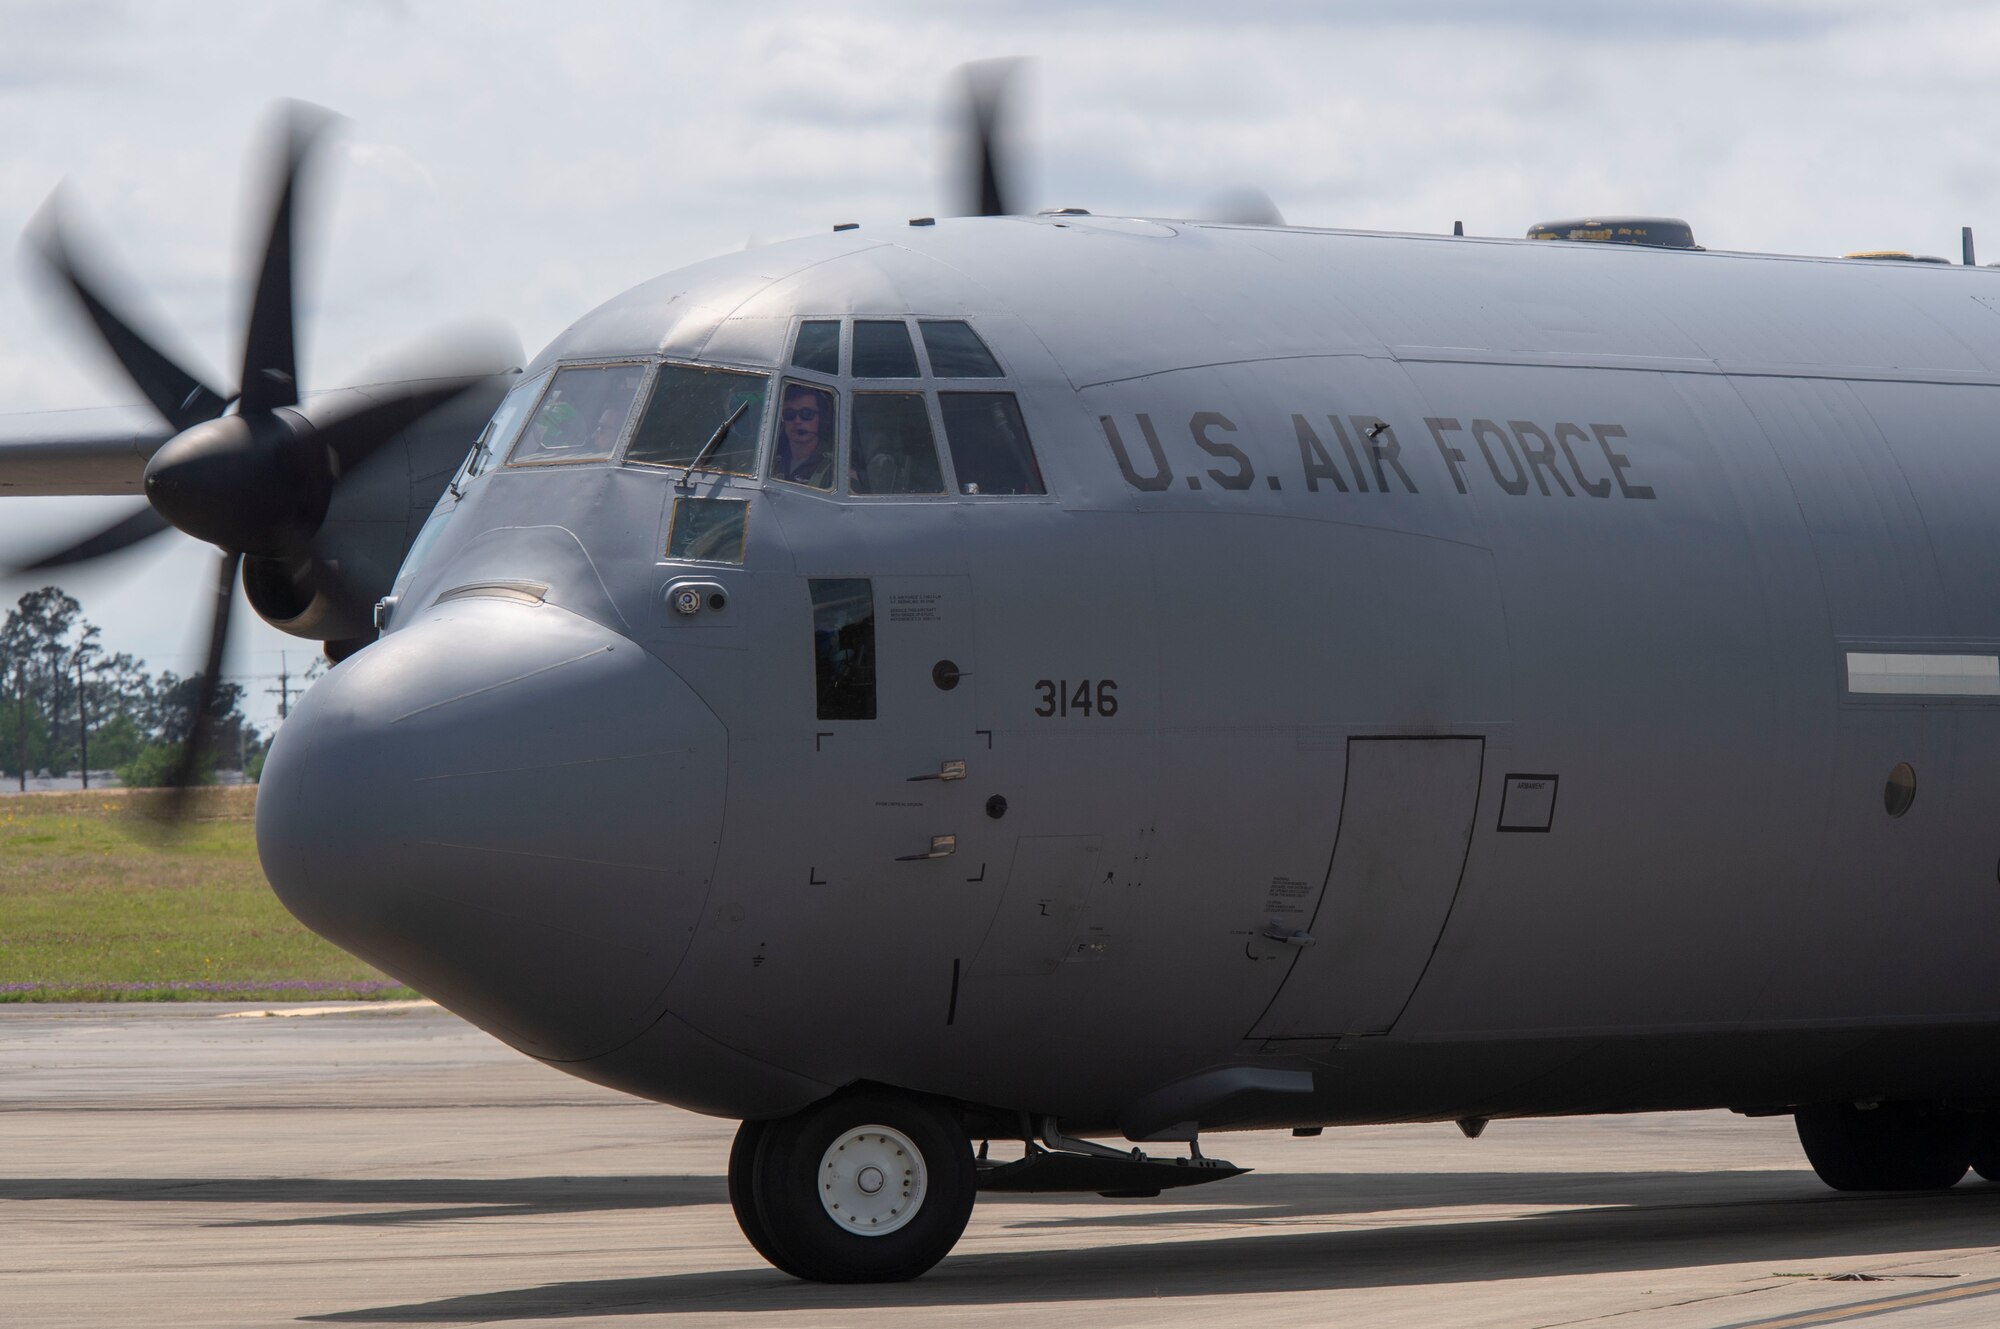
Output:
[0, 787, 415, 1002]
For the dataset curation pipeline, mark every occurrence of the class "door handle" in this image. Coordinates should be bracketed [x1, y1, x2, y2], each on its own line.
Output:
[896, 834, 957, 862]
[907, 760, 967, 783]
[1259, 923, 1314, 947]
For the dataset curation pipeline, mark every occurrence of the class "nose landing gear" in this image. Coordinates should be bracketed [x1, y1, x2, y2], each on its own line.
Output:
[728, 1089, 976, 1282]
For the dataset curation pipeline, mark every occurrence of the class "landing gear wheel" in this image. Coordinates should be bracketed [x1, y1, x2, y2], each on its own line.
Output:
[746, 1088, 975, 1282]
[1794, 1103, 1970, 1191]
[728, 1119, 802, 1276]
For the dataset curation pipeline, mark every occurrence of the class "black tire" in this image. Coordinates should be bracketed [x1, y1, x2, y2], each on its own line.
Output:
[749, 1087, 975, 1283]
[728, 1119, 804, 1276]
[1795, 1102, 1971, 1191]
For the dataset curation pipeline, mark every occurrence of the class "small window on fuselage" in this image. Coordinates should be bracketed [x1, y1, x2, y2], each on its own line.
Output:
[939, 392, 1045, 494]
[507, 363, 647, 466]
[771, 380, 837, 491]
[811, 578, 876, 720]
[626, 365, 769, 475]
[666, 497, 750, 563]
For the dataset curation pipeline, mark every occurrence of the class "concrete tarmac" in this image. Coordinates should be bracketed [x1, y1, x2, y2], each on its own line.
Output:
[8, 1005, 2000, 1327]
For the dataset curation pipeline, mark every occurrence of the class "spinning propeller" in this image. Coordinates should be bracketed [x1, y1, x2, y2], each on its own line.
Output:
[960, 58, 1020, 219]
[952, 59, 1282, 225]
[18, 103, 503, 820]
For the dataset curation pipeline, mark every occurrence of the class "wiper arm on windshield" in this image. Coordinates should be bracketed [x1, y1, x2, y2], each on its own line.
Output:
[677, 400, 751, 490]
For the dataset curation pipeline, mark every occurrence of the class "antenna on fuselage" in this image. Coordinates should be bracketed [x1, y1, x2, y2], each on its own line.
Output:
[1964, 227, 1977, 266]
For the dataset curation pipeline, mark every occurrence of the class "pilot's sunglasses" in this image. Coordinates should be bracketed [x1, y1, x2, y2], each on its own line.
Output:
[782, 407, 820, 422]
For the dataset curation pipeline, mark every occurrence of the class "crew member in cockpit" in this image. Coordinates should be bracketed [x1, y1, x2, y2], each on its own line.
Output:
[773, 383, 834, 489]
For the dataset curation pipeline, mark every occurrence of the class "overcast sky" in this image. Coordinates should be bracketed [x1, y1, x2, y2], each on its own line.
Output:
[2, 0, 1997, 729]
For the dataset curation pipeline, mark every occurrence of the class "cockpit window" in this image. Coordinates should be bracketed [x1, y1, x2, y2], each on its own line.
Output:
[449, 370, 548, 493]
[666, 497, 749, 563]
[850, 393, 945, 495]
[939, 392, 1046, 495]
[919, 321, 1003, 377]
[793, 320, 840, 375]
[771, 380, 838, 491]
[625, 365, 768, 475]
[852, 320, 920, 378]
[507, 363, 647, 466]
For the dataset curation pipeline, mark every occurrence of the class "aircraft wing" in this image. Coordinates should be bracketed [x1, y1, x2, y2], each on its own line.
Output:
[0, 408, 170, 495]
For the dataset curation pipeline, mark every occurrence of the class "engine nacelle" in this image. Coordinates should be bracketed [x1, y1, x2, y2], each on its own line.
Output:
[240, 376, 512, 657]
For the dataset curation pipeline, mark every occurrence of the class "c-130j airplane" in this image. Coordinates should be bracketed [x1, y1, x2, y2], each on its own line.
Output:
[8, 74, 2000, 1282]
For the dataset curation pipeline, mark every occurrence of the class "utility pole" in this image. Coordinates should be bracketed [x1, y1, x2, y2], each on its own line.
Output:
[13, 662, 24, 793]
[73, 627, 100, 790]
[266, 651, 295, 722]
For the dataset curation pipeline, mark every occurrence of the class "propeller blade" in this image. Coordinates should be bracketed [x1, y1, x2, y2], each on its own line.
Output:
[960, 59, 1022, 217]
[315, 375, 492, 478]
[26, 192, 227, 431]
[14, 504, 170, 572]
[151, 549, 242, 830]
[239, 103, 335, 417]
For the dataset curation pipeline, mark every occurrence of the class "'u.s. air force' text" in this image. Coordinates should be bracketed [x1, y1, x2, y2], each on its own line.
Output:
[1100, 412, 1655, 499]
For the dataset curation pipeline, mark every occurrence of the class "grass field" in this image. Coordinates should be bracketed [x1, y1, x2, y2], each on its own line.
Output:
[0, 787, 414, 1001]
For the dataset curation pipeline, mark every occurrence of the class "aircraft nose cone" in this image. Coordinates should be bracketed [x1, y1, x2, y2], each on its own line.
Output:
[256, 596, 726, 1061]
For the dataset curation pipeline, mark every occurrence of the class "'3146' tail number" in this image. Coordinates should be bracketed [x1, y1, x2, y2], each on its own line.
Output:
[1034, 679, 1118, 718]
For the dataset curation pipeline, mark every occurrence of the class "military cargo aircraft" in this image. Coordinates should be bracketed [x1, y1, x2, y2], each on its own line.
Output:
[9, 75, 2000, 1282]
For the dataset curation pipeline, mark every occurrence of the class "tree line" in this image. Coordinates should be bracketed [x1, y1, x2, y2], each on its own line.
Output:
[0, 587, 260, 788]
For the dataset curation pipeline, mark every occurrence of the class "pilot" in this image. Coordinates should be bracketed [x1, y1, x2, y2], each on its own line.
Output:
[773, 383, 834, 489]
[589, 401, 629, 451]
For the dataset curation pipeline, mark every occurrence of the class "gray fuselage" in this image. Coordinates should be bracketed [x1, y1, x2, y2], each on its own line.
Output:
[255, 214, 2000, 1137]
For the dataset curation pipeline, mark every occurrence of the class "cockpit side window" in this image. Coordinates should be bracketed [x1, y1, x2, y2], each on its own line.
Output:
[939, 392, 1046, 495]
[850, 393, 945, 495]
[919, 321, 1003, 377]
[771, 379, 838, 491]
[507, 363, 648, 466]
[793, 320, 840, 375]
[852, 320, 920, 378]
[457, 369, 548, 488]
[625, 365, 768, 475]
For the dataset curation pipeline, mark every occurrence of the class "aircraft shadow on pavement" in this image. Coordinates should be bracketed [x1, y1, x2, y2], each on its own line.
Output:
[300, 1170, 2000, 1322]
[0, 1175, 724, 1227]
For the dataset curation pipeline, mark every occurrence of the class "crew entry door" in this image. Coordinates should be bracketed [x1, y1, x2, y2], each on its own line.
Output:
[805, 574, 984, 871]
[1251, 737, 1483, 1039]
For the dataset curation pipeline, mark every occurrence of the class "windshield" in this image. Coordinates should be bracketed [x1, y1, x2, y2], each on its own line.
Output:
[507, 363, 647, 466]
[625, 365, 769, 475]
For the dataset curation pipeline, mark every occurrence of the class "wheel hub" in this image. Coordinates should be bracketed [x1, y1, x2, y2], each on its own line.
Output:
[819, 1125, 926, 1235]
